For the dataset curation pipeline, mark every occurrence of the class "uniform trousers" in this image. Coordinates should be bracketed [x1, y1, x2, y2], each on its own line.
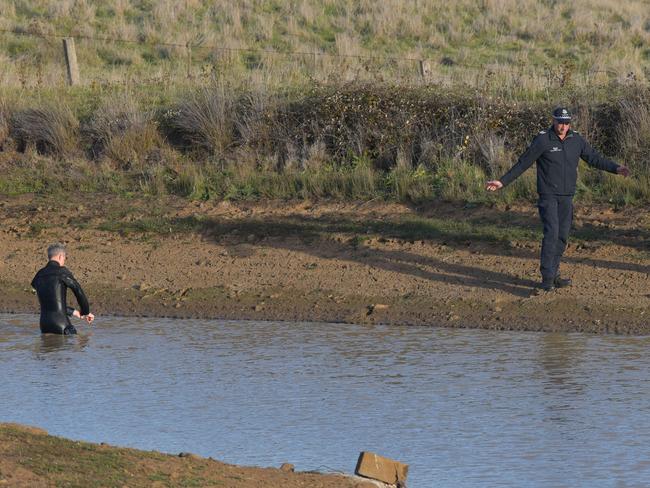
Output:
[537, 194, 573, 284]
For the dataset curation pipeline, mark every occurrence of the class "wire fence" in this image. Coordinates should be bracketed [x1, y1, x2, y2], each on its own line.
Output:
[0, 27, 643, 91]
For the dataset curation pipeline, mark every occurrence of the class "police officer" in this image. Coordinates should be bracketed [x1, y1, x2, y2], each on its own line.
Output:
[486, 107, 630, 291]
[31, 243, 95, 334]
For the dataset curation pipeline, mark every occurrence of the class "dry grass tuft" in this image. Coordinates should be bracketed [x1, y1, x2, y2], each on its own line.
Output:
[10, 105, 78, 156]
[617, 88, 650, 171]
[161, 84, 236, 158]
[84, 94, 164, 169]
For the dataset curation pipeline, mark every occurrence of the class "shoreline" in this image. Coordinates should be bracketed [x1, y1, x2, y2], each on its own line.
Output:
[0, 423, 361, 487]
[1, 195, 648, 334]
[2, 286, 649, 335]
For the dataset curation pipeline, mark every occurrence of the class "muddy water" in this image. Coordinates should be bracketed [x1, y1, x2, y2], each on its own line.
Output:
[2, 314, 650, 487]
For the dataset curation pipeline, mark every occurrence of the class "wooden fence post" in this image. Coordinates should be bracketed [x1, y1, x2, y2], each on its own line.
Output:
[62, 37, 80, 86]
[186, 42, 192, 78]
[419, 59, 431, 79]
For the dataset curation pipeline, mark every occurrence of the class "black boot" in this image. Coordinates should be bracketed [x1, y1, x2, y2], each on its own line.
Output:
[540, 280, 555, 292]
[554, 276, 572, 288]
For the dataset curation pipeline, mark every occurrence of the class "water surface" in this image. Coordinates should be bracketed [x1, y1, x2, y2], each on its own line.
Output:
[1, 314, 650, 487]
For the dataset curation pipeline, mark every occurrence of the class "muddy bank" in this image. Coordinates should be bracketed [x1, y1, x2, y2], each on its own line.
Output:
[0, 423, 360, 487]
[0, 194, 648, 333]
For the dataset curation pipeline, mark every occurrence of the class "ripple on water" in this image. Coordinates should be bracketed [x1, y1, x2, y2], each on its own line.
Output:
[2, 313, 650, 487]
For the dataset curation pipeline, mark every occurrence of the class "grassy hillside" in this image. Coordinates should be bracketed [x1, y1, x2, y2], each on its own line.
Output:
[1, 0, 649, 90]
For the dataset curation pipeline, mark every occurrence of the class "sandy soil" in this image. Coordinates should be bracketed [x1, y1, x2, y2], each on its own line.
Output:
[0, 194, 648, 334]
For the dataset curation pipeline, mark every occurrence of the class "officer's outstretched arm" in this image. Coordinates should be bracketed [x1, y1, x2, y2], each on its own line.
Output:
[496, 134, 545, 188]
[580, 139, 620, 173]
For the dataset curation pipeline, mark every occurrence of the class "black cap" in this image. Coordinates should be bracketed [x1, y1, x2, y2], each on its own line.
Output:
[552, 106, 571, 122]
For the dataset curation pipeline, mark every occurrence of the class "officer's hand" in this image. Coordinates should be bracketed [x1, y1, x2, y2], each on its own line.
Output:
[72, 309, 81, 318]
[82, 313, 95, 324]
[617, 166, 630, 177]
[486, 180, 503, 191]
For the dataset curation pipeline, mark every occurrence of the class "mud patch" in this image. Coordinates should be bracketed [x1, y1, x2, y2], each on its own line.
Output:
[0, 195, 648, 333]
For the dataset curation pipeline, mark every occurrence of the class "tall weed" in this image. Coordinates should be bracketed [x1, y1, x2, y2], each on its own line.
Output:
[617, 89, 650, 171]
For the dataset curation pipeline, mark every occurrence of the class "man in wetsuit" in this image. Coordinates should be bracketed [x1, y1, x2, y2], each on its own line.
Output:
[31, 243, 95, 334]
[486, 106, 630, 291]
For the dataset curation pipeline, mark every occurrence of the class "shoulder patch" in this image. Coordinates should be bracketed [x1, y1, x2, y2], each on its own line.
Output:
[539, 130, 546, 134]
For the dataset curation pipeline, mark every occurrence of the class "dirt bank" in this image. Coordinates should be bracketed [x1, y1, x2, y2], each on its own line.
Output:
[0, 423, 359, 487]
[0, 194, 648, 333]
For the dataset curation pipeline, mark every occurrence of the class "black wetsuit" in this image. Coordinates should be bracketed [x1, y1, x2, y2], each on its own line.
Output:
[31, 261, 90, 335]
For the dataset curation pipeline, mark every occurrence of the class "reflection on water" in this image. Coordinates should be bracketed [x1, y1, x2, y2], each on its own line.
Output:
[36, 333, 91, 354]
[2, 314, 650, 487]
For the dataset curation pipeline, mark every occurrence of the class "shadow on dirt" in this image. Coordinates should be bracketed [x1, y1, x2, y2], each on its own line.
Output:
[171, 205, 648, 297]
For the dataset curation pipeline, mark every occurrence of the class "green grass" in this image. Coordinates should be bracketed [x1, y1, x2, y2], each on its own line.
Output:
[1, 0, 649, 90]
[0, 423, 345, 488]
[9, 431, 133, 486]
[1, 152, 648, 209]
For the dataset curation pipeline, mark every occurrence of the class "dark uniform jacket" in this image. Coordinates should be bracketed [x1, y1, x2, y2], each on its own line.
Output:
[31, 260, 90, 334]
[500, 127, 620, 195]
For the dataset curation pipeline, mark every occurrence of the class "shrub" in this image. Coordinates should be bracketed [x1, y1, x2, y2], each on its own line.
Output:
[268, 83, 549, 171]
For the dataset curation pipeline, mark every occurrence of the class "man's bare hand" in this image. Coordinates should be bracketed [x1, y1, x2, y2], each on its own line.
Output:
[486, 180, 504, 191]
[82, 313, 95, 324]
[617, 165, 630, 177]
[72, 309, 81, 318]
